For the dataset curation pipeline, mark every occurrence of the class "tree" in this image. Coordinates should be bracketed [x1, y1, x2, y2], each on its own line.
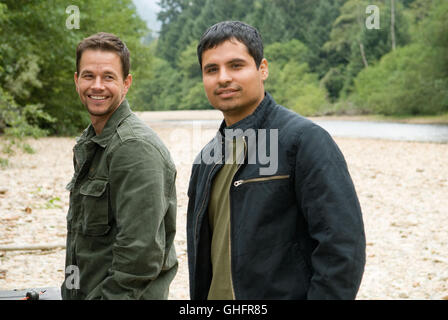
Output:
[323, 0, 410, 99]
[0, 0, 153, 135]
[0, 2, 55, 143]
[390, 0, 396, 50]
[157, 0, 205, 64]
[352, 0, 448, 115]
[264, 40, 328, 116]
[245, 0, 290, 45]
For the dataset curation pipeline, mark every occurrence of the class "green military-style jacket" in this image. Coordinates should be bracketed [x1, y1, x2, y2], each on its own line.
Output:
[61, 100, 178, 299]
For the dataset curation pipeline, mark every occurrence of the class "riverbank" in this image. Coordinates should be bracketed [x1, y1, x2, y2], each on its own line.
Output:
[135, 110, 448, 125]
[0, 116, 447, 299]
[316, 113, 448, 125]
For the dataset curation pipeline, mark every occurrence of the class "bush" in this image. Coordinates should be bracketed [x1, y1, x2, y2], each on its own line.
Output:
[351, 0, 448, 115]
[0, 87, 55, 156]
[264, 40, 328, 116]
[352, 43, 447, 115]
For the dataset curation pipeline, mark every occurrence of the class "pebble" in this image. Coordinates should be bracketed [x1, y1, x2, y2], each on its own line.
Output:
[1, 119, 448, 300]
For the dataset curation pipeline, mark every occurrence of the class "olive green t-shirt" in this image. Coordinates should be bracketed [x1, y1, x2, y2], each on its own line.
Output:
[207, 138, 245, 300]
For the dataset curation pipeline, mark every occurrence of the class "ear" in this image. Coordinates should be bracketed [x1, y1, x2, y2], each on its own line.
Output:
[259, 58, 269, 81]
[74, 72, 79, 91]
[122, 74, 133, 95]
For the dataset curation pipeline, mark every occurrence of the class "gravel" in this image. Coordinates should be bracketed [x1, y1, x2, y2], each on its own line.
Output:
[1, 112, 447, 300]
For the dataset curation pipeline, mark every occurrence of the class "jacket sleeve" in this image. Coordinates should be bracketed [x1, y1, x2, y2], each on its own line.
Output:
[294, 124, 366, 299]
[186, 162, 203, 300]
[86, 139, 177, 300]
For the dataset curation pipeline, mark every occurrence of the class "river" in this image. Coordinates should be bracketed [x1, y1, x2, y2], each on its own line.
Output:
[149, 119, 448, 143]
[314, 120, 448, 143]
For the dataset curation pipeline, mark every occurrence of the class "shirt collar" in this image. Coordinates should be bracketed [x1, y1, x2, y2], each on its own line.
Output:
[78, 99, 132, 148]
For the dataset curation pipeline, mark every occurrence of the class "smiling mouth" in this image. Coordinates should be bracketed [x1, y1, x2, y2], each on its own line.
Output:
[88, 95, 108, 101]
[215, 88, 240, 98]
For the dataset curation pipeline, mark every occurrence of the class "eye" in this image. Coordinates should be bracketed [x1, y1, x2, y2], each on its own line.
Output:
[82, 74, 93, 79]
[231, 63, 243, 69]
[205, 67, 218, 74]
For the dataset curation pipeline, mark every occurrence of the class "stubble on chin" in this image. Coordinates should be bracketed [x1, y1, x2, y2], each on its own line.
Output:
[84, 99, 121, 118]
[217, 95, 259, 115]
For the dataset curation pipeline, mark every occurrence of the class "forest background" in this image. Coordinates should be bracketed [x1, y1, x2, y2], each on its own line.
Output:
[0, 0, 447, 145]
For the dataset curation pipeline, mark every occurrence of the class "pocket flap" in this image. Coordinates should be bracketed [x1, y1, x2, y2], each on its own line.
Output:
[65, 178, 75, 191]
[80, 179, 108, 197]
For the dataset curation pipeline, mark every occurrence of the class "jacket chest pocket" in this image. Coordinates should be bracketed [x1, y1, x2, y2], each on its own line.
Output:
[79, 179, 111, 236]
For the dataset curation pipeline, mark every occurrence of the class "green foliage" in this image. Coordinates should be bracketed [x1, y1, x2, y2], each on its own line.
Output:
[320, 67, 345, 102]
[179, 80, 210, 110]
[323, 0, 410, 99]
[0, 0, 152, 136]
[140, 40, 210, 110]
[264, 39, 311, 68]
[245, 0, 291, 45]
[0, 0, 445, 142]
[351, 0, 448, 115]
[136, 0, 445, 116]
[0, 86, 55, 155]
[265, 40, 328, 116]
[353, 44, 435, 114]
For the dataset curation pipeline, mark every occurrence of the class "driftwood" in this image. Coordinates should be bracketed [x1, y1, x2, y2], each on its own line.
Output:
[0, 243, 66, 252]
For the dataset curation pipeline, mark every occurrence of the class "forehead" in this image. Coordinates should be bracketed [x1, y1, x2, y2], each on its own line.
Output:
[78, 49, 122, 73]
[202, 39, 252, 65]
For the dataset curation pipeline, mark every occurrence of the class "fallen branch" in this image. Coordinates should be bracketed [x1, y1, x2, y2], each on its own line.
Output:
[0, 243, 66, 252]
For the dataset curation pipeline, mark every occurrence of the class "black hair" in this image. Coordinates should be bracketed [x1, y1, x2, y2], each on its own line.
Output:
[197, 21, 264, 70]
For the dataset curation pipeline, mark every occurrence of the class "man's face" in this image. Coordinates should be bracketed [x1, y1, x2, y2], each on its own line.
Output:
[201, 39, 268, 125]
[74, 49, 132, 120]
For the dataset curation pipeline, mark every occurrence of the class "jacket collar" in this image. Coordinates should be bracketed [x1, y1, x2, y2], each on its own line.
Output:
[77, 99, 132, 148]
[218, 91, 274, 137]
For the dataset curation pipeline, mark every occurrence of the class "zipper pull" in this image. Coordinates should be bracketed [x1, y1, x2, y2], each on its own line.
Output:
[233, 180, 244, 187]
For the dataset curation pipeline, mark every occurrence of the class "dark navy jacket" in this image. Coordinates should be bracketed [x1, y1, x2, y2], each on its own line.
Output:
[187, 93, 366, 299]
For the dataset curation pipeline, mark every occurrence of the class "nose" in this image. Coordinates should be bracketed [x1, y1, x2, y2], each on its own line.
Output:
[218, 67, 232, 85]
[91, 76, 105, 91]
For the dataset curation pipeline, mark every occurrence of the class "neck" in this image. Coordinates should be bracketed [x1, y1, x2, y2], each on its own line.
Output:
[91, 116, 109, 135]
[223, 93, 265, 127]
[90, 98, 125, 135]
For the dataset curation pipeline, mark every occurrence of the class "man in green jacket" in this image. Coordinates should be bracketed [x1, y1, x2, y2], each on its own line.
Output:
[61, 32, 178, 299]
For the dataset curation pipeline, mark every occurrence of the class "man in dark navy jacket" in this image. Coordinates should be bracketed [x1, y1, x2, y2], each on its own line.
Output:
[187, 21, 366, 300]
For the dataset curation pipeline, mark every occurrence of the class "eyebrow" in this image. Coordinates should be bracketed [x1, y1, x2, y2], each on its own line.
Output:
[79, 69, 118, 77]
[228, 58, 247, 65]
[79, 70, 93, 76]
[203, 58, 247, 71]
[203, 63, 218, 71]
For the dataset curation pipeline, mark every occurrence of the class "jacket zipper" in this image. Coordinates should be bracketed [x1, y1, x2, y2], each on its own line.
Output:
[233, 175, 290, 187]
[195, 162, 220, 243]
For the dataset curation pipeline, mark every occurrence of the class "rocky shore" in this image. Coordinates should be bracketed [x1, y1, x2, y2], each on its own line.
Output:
[0, 112, 447, 300]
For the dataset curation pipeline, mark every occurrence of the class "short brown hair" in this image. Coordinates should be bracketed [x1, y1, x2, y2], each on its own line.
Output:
[76, 32, 130, 78]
